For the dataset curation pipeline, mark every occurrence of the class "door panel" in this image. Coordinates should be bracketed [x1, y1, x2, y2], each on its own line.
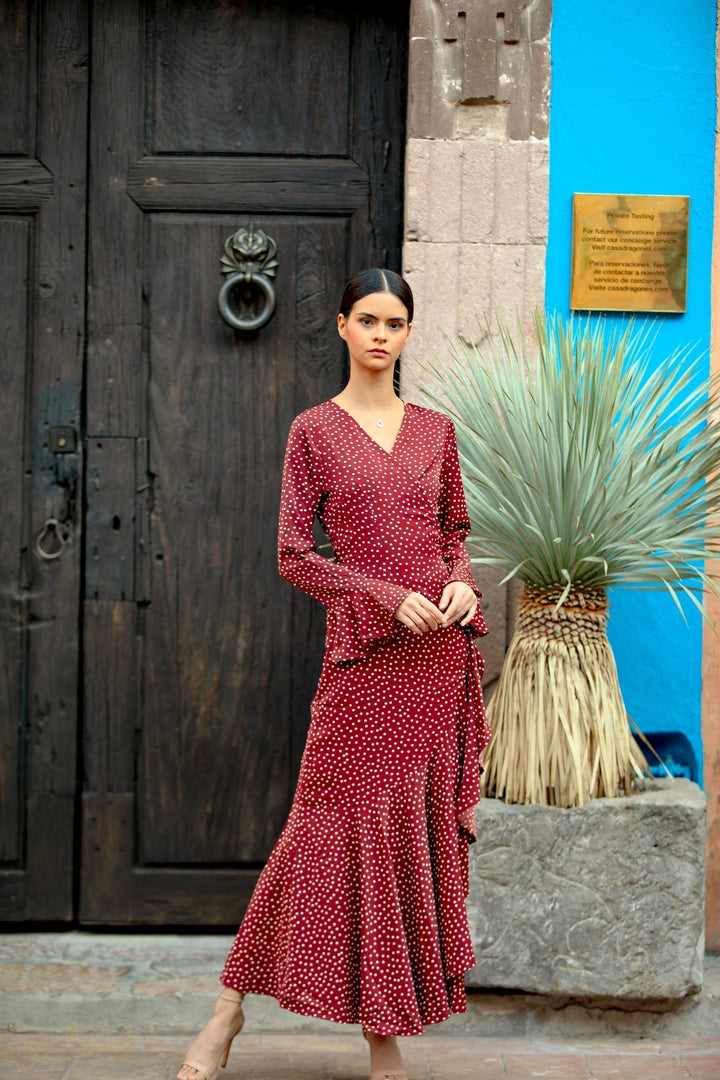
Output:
[137, 215, 328, 866]
[0, 0, 407, 924]
[150, 1, 351, 155]
[0, 0, 88, 920]
[0, 216, 30, 867]
[79, 0, 407, 924]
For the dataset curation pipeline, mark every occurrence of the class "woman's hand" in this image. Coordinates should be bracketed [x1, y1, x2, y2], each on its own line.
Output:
[438, 580, 477, 627]
[393, 592, 447, 634]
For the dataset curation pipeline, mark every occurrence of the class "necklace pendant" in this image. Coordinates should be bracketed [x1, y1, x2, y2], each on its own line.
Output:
[376, 419, 384, 428]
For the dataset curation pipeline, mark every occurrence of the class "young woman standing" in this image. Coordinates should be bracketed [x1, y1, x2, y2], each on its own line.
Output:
[178, 269, 490, 1080]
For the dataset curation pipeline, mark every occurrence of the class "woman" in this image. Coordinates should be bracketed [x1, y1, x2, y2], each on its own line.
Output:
[178, 269, 490, 1080]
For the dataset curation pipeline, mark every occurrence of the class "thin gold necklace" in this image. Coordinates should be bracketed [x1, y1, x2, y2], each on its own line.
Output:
[345, 395, 399, 429]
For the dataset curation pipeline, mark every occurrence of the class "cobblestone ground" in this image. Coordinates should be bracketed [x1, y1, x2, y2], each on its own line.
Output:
[2, 1032, 719, 1079]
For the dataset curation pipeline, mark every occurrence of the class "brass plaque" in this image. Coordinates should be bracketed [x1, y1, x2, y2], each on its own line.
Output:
[570, 193, 689, 312]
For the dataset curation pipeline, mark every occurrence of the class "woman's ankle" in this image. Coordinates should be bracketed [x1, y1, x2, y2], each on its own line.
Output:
[364, 1032, 404, 1073]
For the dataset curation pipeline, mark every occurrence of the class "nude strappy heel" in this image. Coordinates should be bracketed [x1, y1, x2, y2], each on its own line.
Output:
[177, 993, 245, 1080]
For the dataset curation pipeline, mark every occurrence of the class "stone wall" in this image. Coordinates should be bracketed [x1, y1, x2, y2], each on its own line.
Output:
[401, 0, 552, 680]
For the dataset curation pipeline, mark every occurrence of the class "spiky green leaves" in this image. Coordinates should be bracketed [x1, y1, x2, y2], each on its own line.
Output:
[422, 313, 720, 616]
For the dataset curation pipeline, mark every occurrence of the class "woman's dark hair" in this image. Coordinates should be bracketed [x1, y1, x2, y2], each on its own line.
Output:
[338, 268, 413, 323]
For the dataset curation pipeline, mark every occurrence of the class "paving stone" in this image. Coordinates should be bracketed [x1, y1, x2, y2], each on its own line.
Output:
[65, 1052, 175, 1079]
[2, 1034, 720, 1080]
[9, 1059, 71, 1079]
[133, 975, 219, 996]
[583, 1053, 691, 1079]
[4, 1034, 147, 1052]
[502, 1052, 591, 1078]
[3, 934, 720, 1042]
[0, 962, 130, 994]
[679, 1053, 720, 1080]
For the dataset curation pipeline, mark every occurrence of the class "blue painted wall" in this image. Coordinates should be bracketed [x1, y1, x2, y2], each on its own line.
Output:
[545, 1, 717, 781]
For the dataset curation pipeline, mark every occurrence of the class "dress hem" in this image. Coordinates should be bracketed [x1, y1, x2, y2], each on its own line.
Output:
[218, 978, 469, 1037]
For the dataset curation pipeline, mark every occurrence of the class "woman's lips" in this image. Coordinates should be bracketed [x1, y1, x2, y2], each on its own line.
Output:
[369, 349, 388, 356]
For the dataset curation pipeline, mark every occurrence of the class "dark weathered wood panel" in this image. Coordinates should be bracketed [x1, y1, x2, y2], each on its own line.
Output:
[131, 868, 258, 925]
[0, 1, 34, 155]
[134, 437, 151, 604]
[83, 601, 137, 793]
[138, 215, 301, 866]
[127, 157, 369, 212]
[81, 0, 408, 925]
[0, 216, 30, 864]
[349, 4, 408, 271]
[0, 160, 53, 209]
[27, 0, 87, 818]
[149, 0, 350, 156]
[86, 0, 144, 436]
[80, 792, 133, 923]
[0, 873, 24, 913]
[0, 0, 89, 921]
[287, 219, 350, 778]
[25, 792, 74, 920]
[85, 438, 137, 600]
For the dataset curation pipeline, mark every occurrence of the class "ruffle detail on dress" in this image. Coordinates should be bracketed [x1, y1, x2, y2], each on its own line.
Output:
[327, 587, 409, 667]
[220, 757, 477, 1037]
[455, 633, 491, 845]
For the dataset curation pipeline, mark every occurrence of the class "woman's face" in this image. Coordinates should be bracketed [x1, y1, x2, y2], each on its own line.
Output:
[337, 291, 411, 373]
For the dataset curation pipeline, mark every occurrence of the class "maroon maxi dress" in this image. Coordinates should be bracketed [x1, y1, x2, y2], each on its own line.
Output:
[220, 400, 491, 1036]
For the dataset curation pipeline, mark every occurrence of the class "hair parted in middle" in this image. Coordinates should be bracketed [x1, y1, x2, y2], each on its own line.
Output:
[338, 268, 414, 323]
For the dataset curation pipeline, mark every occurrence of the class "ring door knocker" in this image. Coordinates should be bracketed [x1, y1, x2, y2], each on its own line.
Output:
[36, 518, 68, 561]
[218, 223, 278, 333]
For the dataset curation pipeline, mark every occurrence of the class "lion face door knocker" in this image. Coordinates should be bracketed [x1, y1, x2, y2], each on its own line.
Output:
[217, 223, 278, 333]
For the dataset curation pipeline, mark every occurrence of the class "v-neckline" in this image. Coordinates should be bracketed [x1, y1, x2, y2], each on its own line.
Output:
[328, 398, 408, 457]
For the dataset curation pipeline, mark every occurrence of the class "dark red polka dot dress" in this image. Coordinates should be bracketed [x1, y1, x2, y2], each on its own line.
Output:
[221, 400, 491, 1036]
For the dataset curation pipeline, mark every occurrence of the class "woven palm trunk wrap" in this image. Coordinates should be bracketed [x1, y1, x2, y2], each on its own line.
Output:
[482, 585, 649, 807]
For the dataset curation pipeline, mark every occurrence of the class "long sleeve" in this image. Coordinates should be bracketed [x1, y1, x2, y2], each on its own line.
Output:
[278, 419, 410, 665]
[439, 420, 488, 638]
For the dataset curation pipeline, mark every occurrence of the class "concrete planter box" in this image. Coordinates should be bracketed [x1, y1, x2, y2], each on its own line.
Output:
[466, 778, 706, 1000]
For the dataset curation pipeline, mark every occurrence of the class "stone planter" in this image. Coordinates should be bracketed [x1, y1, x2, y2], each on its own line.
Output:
[466, 778, 706, 999]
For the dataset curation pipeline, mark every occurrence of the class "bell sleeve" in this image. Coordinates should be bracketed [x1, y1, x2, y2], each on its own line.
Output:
[278, 418, 410, 666]
[439, 419, 488, 639]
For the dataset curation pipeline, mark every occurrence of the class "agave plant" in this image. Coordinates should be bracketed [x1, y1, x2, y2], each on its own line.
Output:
[422, 312, 720, 807]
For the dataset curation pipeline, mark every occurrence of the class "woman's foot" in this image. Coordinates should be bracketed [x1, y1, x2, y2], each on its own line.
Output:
[364, 1031, 407, 1080]
[177, 990, 245, 1080]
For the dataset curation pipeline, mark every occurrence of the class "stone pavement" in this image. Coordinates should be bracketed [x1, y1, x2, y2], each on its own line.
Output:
[2, 1032, 719, 1079]
[1, 934, 719, 1077]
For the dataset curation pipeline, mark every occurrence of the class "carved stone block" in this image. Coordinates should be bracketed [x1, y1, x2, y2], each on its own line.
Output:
[466, 779, 706, 999]
[409, 0, 552, 140]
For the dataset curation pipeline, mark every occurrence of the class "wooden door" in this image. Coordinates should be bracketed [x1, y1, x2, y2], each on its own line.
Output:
[78, 0, 408, 924]
[0, 1, 88, 921]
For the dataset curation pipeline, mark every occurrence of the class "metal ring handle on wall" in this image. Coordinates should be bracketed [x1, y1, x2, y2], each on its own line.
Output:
[36, 518, 67, 561]
[217, 271, 276, 332]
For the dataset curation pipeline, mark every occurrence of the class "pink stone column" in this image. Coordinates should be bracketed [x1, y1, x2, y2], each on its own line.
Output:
[402, 0, 552, 686]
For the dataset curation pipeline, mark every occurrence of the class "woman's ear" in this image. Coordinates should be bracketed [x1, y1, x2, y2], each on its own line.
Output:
[337, 312, 347, 340]
[406, 321, 412, 337]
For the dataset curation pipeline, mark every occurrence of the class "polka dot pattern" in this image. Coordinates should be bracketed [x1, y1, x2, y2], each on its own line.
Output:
[220, 401, 491, 1037]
